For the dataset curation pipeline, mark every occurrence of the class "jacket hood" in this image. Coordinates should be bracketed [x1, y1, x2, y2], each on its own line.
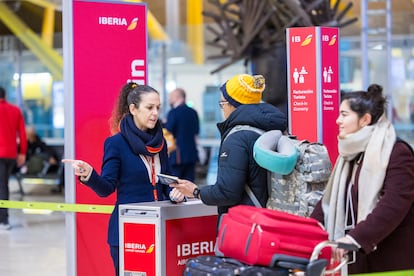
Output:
[217, 103, 287, 137]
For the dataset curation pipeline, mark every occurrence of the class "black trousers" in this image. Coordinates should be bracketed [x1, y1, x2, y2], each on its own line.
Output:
[0, 158, 15, 224]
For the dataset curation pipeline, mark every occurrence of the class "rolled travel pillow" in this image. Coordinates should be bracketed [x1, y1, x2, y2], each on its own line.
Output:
[253, 130, 298, 175]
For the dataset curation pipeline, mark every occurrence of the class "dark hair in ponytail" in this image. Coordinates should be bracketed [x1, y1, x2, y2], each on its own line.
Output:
[109, 82, 138, 134]
[341, 84, 386, 125]
[127, 85, 159, 107]
[109, 83, 159, 134]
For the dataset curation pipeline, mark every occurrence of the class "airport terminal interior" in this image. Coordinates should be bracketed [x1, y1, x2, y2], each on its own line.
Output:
[1, 0, 414, 275]
[0, 179, 66, 276]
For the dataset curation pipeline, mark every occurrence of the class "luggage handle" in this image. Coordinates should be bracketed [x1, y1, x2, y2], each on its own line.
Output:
[270, 254, 309, 271]
[271, 253, 329, 276]
[310, 241, 359, 275]
[337, 242, 359, 252]
[310, 241, 358, 261]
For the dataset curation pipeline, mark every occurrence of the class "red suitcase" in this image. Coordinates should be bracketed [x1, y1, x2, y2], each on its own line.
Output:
[216, 205, 331, 266]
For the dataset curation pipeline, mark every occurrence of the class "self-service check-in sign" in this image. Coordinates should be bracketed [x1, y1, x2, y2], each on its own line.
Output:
[287, 27, 340, 163]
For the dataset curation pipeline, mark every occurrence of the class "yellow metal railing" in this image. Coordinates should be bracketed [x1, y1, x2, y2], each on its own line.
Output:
[124, 0, 169, 41]
[0, 1, 169, 82]
[0, 2, 63, 80]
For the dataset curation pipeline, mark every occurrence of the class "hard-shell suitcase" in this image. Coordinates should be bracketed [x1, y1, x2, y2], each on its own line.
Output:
[216, 205, 331, 266]
[182, 255, 288, 276]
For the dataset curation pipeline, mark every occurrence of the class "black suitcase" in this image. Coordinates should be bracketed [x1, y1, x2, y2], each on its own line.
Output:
[182, 255, 288, 276]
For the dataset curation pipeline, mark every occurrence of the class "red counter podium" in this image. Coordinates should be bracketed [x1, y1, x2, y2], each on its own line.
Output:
[119, 200, 218, 275]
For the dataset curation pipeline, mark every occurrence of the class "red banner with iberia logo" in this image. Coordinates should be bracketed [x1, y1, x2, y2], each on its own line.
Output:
[320, 27, 340, 162]
[287, 27, 339, 163]
[72, 1, 147, 275]
[287, 27, 318, 142]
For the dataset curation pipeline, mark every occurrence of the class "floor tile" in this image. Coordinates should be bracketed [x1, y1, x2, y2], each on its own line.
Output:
[0, 179, 66, 276]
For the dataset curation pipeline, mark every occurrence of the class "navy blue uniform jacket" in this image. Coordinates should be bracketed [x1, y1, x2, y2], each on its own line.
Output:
[82, 133, 171, 246]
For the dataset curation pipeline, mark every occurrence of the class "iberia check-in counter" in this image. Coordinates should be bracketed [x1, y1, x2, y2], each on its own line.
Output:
[119, 199, 218, 275]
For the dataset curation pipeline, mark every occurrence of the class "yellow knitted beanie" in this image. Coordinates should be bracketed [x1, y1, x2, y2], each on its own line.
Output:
[220, 74, 265, 107]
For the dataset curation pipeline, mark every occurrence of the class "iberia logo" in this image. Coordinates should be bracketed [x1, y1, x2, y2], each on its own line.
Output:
[301, 34, 313, 46]
[124, 242, 155, 254]
[328, 35, 337, 46]
[98, 16, 139, 31]
[146, 244, 155, 253]
[127, 17, 138, 30]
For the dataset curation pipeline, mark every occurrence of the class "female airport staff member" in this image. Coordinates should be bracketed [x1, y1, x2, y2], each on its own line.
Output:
[64, 83, 182, 275]
[311, 84, 414, 274]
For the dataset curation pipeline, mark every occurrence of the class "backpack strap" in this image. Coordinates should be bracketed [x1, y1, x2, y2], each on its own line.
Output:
[245, 185, 262, 208]
[223, 125, 265, 208]
[223, 125, 264, 142]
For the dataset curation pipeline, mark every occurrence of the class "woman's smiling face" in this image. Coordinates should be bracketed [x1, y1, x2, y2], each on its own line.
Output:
[336, 100, 370, 138]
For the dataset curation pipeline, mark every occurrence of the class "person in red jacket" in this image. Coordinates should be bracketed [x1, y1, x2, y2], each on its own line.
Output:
[0, 86, 27, 230]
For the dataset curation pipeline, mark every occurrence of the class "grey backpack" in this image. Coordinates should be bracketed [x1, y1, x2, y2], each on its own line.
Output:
[253, 131, 332, 217]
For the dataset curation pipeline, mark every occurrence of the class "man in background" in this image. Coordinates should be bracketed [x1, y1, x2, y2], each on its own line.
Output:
[0, 86, 27, 230]
[164, 88, 200, 181]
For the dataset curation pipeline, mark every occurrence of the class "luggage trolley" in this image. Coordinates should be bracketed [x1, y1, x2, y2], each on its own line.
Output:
[183, 240, 356, 276]
[270, 240, 357, 276]
[183, 202, 358, 276]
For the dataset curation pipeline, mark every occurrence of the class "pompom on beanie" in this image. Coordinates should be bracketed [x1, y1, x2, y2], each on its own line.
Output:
[220, 74, 265, 107]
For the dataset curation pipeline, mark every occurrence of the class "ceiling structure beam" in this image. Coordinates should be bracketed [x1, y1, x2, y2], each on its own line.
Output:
[41, 6, 55, 47]
[187, 0, 204, 64]
[0, 2, 62, 80]
[124, 0, 169, 41]
[0, 0, 167, 82]
[147, 9, 170, 41]
[27, 0, 62, 11]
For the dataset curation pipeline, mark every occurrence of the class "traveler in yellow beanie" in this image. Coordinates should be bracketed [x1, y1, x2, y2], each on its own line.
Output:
[169, 73, 287, 226]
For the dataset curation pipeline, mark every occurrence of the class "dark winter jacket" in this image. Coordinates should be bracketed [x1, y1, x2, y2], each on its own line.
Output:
[200, 103, 287, 221]
[311, 141, 414, 274]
